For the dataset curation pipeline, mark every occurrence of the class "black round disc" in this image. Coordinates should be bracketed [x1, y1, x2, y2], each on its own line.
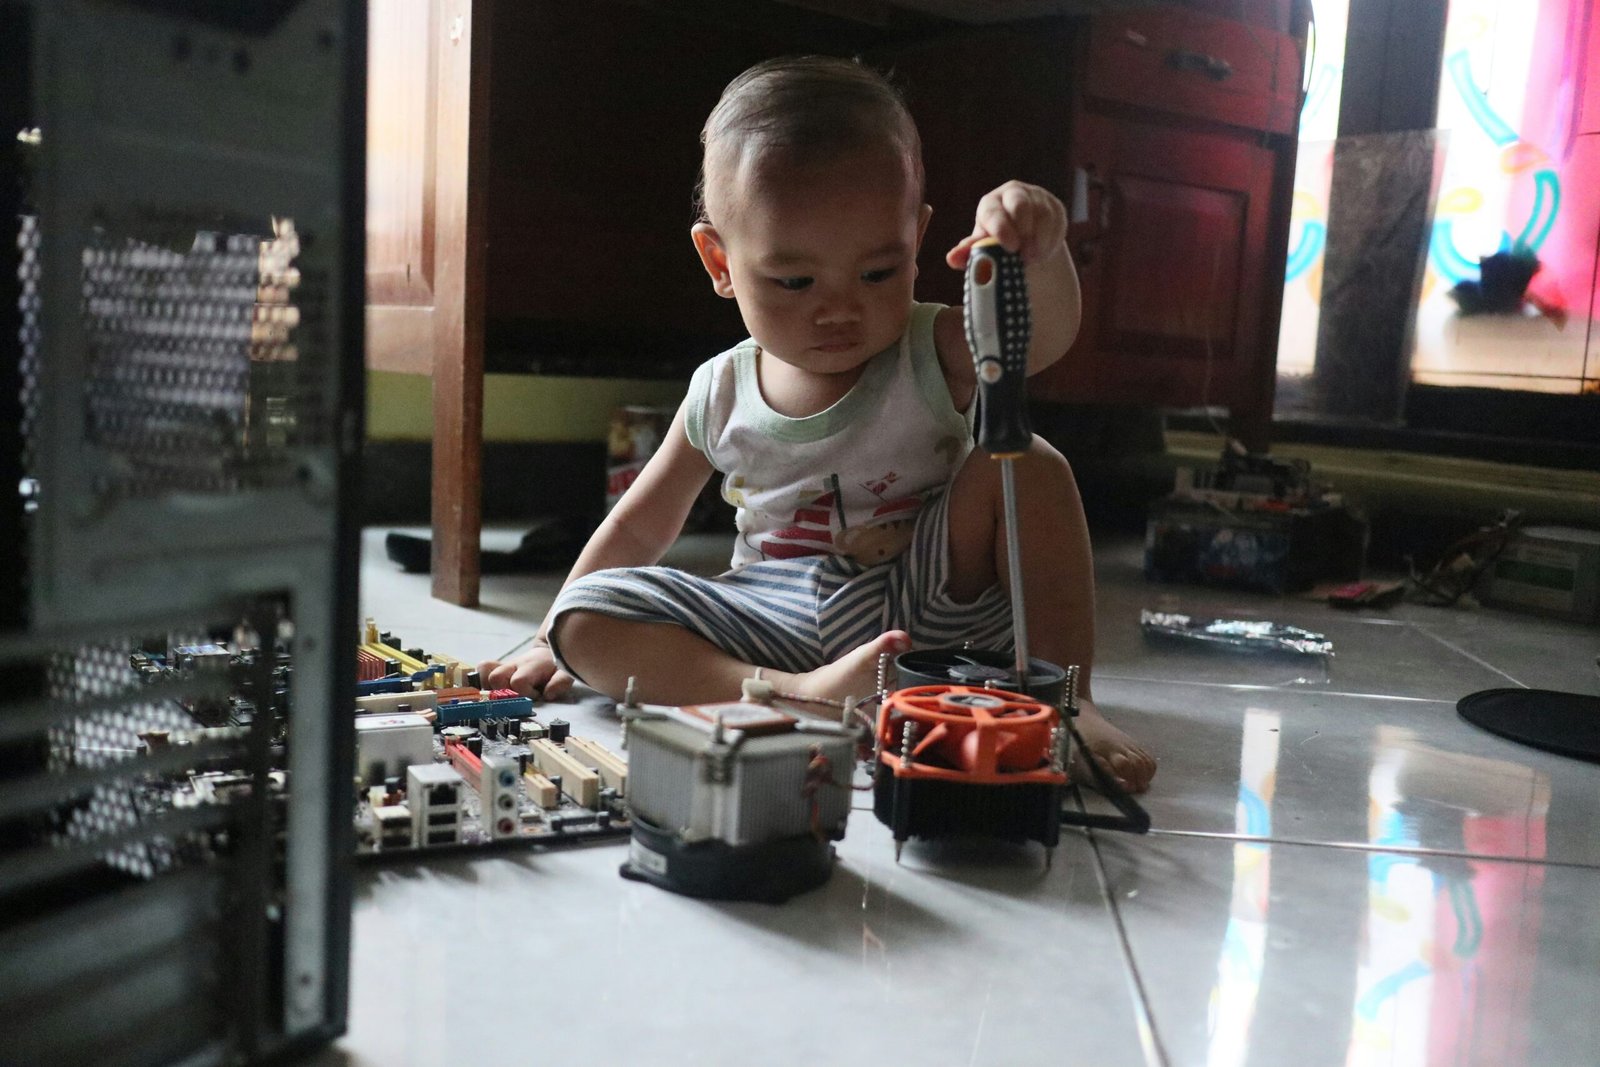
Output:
[1457, 688, 1600, 762]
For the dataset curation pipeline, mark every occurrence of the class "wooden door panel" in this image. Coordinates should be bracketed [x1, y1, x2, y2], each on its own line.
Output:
[1102, 173, 1245, 358]
[366, 0, 436, 309]
[364, 0, 489, 604]
[365, 0, 483, 386]
[1039, 110, 1274, 409]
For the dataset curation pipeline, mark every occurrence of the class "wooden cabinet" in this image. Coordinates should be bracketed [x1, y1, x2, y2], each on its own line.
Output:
[1043, 110, 1279, 413]
[870, 26, 1076, 312]
[880, 5, 1306, 443]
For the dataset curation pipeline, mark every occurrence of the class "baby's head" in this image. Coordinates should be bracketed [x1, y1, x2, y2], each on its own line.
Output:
[691, 57, 931, 375]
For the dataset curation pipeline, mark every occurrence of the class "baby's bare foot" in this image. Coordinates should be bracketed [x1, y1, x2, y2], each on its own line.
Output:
[783, 631, 911, 710]
[1071, 700, 1157, 794]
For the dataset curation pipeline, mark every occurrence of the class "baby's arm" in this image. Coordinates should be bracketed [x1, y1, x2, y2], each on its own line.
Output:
[935, 181, 1082, 403]
[479, 400, 714, 697]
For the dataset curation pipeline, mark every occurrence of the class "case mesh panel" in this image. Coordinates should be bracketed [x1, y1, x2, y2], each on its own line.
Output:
[77, 215, 328, 500]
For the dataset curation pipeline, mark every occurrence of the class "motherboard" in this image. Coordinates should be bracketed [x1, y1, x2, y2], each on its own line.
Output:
[125, 618, 630, 866]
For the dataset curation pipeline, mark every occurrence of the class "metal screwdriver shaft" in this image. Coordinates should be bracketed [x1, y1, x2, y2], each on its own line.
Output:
[963, 238, 1033, 692]
[999, 458, 1029, 687]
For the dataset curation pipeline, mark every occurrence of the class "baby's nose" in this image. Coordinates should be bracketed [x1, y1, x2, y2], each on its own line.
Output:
[814, 292, 862, 326]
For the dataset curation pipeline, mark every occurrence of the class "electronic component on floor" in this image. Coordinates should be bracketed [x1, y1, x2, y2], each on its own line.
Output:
[1476, 524, 1600, 622]
[373, 804, 414, 852]
[529, 738, 601, 809]
[355, 712, 434, 786]
[875, 654, 1150, 854]
[351, 622, 631, 858]
[618, 695, 855, 903]
[565, 735, 628, 797]
[874, 669, 1068, 863]
[523, 769, 561, 810]
[480, 753, 522, 840]
[407, 763, 465, 847]
[356, 689, 439, 717]
[435, 691, 536, 727]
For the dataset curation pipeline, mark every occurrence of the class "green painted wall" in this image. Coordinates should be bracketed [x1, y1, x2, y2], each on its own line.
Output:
[366, 370, 688, 443]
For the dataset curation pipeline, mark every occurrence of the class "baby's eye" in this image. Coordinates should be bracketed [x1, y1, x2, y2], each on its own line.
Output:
[771, 276, 813, 292]
[862, 267, 898, 284]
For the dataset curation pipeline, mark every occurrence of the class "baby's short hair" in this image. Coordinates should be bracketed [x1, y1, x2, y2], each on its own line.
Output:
[695, 55, 923, 224]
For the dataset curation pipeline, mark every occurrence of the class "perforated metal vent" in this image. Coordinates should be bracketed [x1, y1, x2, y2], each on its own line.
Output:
[78, 215, 327, 500]
[41, 634, 251, 882]
[18, 214, 41, 478]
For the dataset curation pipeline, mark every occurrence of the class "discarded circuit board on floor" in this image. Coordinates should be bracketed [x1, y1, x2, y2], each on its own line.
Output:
[128, 620, 630, 865]
[350, 620, 630, 860]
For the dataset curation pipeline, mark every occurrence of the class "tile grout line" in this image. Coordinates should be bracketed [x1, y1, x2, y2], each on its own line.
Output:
[1083, 828, 1171, 1067]
[1095, 673, 1455, 703]
[1069, 784, 1171, 1067]
[1410, 625, 1527, 688]
[1146, 827, 1600, 870]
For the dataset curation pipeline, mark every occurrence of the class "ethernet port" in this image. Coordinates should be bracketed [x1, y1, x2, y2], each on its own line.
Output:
[429, 783, 457, 806]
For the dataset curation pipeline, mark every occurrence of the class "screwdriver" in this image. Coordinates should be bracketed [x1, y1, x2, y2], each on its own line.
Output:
[962, 238, 1033, 692]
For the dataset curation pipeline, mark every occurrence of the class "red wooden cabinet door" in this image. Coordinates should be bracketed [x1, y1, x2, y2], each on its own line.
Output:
[1038, 110, 1277, 412]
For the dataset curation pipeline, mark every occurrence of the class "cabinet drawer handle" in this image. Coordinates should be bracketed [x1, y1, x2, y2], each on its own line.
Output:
[1167, 49, 1233, 81]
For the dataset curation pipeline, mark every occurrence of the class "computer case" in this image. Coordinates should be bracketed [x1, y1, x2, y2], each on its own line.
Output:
[1, 1, 362, 1063]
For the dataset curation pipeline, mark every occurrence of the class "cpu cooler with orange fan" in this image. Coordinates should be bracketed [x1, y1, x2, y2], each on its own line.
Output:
[873, 651, 1150, 864]
[874, 682, 1068, 860]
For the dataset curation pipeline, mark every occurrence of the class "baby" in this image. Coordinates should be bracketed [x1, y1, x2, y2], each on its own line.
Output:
[482, 56, 1156, 792]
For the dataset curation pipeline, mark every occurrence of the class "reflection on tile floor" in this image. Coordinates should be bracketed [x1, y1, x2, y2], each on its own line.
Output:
[331, 823, 1157, 1067]
[1094, 832, 1600, 1067]
[341, 528, 1600, 1066]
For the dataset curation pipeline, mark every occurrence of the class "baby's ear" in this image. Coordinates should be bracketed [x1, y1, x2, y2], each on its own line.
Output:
[691, 224, 736, 299]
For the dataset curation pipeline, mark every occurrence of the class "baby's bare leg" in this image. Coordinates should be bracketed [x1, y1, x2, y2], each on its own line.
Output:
[942, 436, 1157, 793]
[553, 609, 909, 712]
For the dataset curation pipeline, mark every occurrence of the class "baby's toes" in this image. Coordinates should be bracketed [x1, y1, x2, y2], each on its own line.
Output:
[1087, 742, 1157, 794]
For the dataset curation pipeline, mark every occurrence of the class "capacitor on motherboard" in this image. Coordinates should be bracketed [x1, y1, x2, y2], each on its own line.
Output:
[548, 718, 570, 743]
[466, 735, 483, 757]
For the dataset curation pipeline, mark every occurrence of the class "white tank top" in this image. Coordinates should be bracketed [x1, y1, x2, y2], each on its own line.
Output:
[685, 302, 973, 571]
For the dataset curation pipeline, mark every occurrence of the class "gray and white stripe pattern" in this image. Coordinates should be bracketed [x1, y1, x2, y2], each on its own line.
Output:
[547, 489, 1014, 680]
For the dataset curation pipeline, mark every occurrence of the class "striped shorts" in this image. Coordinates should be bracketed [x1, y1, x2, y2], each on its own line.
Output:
[546, 488, 1012, 680]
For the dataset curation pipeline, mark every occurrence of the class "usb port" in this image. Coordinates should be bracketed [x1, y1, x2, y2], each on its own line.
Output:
[427, 811, 455, 826]
[426, 830, 456, 845]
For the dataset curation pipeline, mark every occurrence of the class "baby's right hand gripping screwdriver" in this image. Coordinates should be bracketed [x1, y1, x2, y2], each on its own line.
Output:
[962, 238, 1033, 691]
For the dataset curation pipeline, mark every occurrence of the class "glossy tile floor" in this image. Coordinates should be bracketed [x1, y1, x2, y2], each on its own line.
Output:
[318, 525, 1600, 1067]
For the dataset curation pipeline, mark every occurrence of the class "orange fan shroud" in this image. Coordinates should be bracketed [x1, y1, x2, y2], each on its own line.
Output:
[876, 684, 1067, 786]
